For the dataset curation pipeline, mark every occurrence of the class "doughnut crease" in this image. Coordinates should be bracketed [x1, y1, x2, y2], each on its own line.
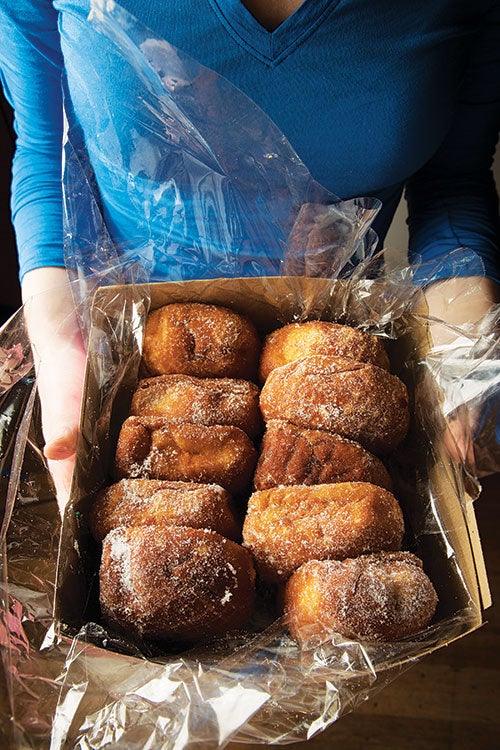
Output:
[284, 552, 438, 644]
[100, 525, 256, 642]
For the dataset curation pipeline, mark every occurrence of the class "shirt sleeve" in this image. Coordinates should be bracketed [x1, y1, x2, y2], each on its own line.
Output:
[405, 1, 500, 285]
[0, 1, 65, 281]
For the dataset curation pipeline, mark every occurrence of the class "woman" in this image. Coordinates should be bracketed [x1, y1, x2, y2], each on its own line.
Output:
[0, 0, 499, 507]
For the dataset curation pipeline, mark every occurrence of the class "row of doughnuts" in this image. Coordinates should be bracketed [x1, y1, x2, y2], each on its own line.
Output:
[114, 302, 263, 493]
[95, 302, 265, 644]
[240, 317, 437, 645]
[92, 301, 437, 647]
[242, 319, 409, 586]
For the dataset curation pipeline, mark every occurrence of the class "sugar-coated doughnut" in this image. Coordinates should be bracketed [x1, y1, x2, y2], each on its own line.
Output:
[284, 552, 438, 645]
[114, 416, 257, 495]
[89, 478, 241, 543]
[141, 302, 261, 380]
[130, 374, 263, 439]
[242, 482, 404, 582]
[259, 320, 389, 382]
[100, 525, 256, 642]
[253, 420, 392, 491]
[259, 355, 409, 455]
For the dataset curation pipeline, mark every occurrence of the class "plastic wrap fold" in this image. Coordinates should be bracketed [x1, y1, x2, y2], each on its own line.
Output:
[1, 0, 499, 747]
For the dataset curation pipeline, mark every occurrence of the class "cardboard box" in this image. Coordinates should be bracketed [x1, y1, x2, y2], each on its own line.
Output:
[54, 275, 490, 744]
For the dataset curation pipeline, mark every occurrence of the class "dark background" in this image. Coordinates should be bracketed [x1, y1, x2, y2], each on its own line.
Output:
[0, 83, 22, 324]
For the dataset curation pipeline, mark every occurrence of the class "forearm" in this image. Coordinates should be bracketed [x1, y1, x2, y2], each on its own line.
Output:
[22, 267, 86, 465]
[22, 267, 83, 361]
[0, 1, 65, 280]
[405, 1, 500, 289]
[406, 168, 500, 287]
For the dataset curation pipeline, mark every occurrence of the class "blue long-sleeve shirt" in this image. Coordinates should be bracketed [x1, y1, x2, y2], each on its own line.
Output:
[0, 0, 499, 282]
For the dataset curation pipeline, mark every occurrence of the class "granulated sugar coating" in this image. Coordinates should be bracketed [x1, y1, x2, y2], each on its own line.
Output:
[253, 420, 392, 491]
[258, 320, 390, 383]
[259, 355, 410, 455]
[141, 302, 261, 381]
[242, 482, 405, 582]
[284, 552, 438, 644]
[89, 478, 241, 542]
[114, 416, 257, 495]
[130, 374, 263, 438]
[100, 525, 256, 642]
[95, 305, 439, 650]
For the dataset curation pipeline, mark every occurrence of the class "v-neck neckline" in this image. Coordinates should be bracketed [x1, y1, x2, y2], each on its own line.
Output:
[207, 0, 339, 65]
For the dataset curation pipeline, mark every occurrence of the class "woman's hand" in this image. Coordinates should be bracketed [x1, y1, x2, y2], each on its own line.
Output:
[424, 276, 500, 472]
[22, 267, 87, 514]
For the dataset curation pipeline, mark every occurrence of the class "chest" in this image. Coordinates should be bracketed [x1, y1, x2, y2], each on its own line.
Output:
[58, 0, 484, 194]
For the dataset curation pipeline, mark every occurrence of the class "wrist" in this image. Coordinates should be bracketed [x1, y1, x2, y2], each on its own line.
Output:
[22, 266, 85, 363]
[424, 276, 500, 347]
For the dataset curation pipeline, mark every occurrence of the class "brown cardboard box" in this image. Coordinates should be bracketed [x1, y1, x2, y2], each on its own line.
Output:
[53, 275, 489, 745]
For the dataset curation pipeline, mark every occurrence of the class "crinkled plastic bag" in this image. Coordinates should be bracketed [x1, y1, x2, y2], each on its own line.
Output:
[1, 1, 499, 747]
[62, 0, 381, 297]
[419, 301, 500, 483]
[1, 277, 490, 750]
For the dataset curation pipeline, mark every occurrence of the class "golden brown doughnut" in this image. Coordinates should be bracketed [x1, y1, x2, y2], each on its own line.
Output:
[259, 320, 389, 382]
[114, 416, 257, 495]
[253, 420, 392, 491]
[142, 302, 261, 380]
[242, 482, 404, 582]
[89, 478, 241, 543]
[99, 525, 256, 642]
[284, 552, 438, 645]
[259, 355, 409, 455]
[130, 374, 263, 439]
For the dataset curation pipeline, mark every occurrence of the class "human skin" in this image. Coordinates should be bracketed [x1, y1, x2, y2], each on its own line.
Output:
[22, 266, 87, 513]
[423, 276, 500, 347]
[424, 276, 500, 468]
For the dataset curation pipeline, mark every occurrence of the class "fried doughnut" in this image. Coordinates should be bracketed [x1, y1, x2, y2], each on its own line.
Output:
[89, 478, 241, 543]
[242, 482, 404, 582]
[253, 420, 392, 491]
[114, 416, 257, 495]
[285, 203, 360, 278]
[100, 525, 256, 642]
[259, 320, 389, 382]
[284, 552, 438, 645]
[130, 374, 263, 439]
[142, 302, 261, 380]
[259, 355, 409, 455]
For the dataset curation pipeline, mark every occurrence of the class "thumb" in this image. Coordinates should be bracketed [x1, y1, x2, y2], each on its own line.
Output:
[35, 335, 87, 462]
[44, 424, 79, 460]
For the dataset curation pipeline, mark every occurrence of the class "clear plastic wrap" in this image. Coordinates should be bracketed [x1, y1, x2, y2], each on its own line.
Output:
[418, 298, 500, 483]
[1, 1, 499, 747]
[61, 1, 381, 295]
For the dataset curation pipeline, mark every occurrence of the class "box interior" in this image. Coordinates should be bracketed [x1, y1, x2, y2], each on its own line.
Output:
[55, 276, 487, 666]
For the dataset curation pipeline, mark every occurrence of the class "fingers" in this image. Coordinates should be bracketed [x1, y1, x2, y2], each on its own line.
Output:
[36, 341, 86, 513]
[37, 341, 87, 449]
[444, 405, 476, 469]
